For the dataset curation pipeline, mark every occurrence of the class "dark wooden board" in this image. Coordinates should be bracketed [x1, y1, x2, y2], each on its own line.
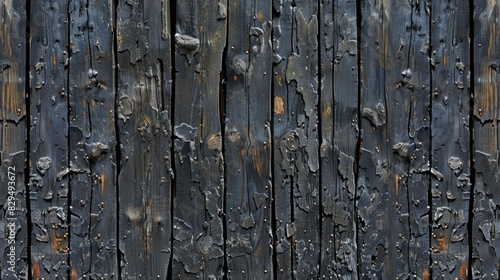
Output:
[0, 0, 28, 279]
[272, 0, 294, 277]
[431, 0, 470, 278]
[116, 0, 172, 277]
[472, 1, 500, 278]
[225, 0, 273, 279]
[273, 0, 320, 278]
[171, 0, 226, 279]
[68, 0, 118, 278]
[319, 0, 358, 278]
[358, 0, 431, 278]
[29, 0, 70, 278]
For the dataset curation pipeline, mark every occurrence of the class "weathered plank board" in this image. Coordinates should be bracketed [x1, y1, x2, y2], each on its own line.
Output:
[272, 0, 294, 277]
[116, 0, 172, 277]
[0, 0, 28, 279]
[358, 0, 431, 278]
[272, 0, 320, 278]
[319, 0, 358, 278]
[431, 0, 470, 278]
[225, 0, 273, 279]
[68, 0, 118, 278]
[29, 0, 70, 278]
[3, 1, 500, 278]
[171, 0, 226, 278]
[471, 1, 500, 278]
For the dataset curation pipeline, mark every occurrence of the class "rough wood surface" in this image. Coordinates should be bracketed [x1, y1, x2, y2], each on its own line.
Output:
[272, 0, 294, 277]
[225, 0, 273, 279]
[29, 0, 70, 278]
[472, 1, 500, 278]
[0, 0, 28, 279]
[68, 0, 118, 278]
[431, 0, 470, 278]
[358, 0, 431, 278]
[272, 1, 321, 278]
[319, 0, 358, 278]
[2, 1, 500, 278]
[115, 0, 172, 277]
[171, 0, 226, 279]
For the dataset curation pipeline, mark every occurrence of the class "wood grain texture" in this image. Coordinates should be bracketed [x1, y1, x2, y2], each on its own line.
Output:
[171, 0, 226, 279]
[68, 0, 118, 278]
[431, 0, 470, 278]
[319, 0, 358, 278]
[0, 0, 28, 279]
[29, 0, 70, 278]
[116, 0, 172, 277]
[471, 0, 500, 278]
[272, 0, 321, 278]
[358, 0, 430, 278]
[272, 0, 294, 277]
[225, 0, 273, 279]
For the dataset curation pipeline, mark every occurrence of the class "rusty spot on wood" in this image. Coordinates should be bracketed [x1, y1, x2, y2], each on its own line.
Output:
[71, 268, 77, 280]
[395, 174, 399, 195]
[423, 268, 429, 280]
[32, 261, 40, 279]
[274, 96, 285, 115]
[257, 10, 264, 22]
[436, 233, 448, 252]
[233, 75, 238, 81]
[101, 174, 105, 194]
[460, 260, 467, 279]
[443, 54, 446, 66]
[276, 73, 283, 86]
[252, 147, 263, 177]
[51, 232, 64, 252]
[207, 134, 222, 150]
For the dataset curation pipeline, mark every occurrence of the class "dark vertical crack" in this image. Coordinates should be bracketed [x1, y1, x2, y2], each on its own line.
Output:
[428, 0, 434, 278]
[168, 0, 176, 279]
[405, 3, 415, 271]
[25, 0, 32, 276]
[468, 0, 475, 279]
[221, 11, 229, 279]
[271, 6, 279, 280]
[355, 1, 362, 278]
[66, 0, 72, 275]
[112, 0, 121, 278]
[316, 0, 322, 275]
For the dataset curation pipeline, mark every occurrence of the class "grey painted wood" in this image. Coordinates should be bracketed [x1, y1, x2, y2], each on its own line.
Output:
[472, 0, 500, 278]
[319, 0, 358, 278]
[115, 0, 173, 277]
[272, 0, 294, 277]
[431, 0, 470, 278]
[358, 0, 431, 278]
[225, 0, 273, 279]
[171, 0, 226, 279]
[29, 0, 70, 278]
[68, 0, 118, 278]
[0, 0, 28, 279]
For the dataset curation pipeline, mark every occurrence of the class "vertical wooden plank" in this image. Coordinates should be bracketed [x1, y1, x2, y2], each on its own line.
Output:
[272, 0, 320, 278]
[431, 0, 470, 278]
[0, 0, 28, 278]
[272, 0, 293, 277]
[68, 0, 118, 278]
[319, 0, 358, 278]
[116, 0, 172, 277]
[358, 0, 431, 278]
[29, 0, 70, 278]
[225, 0, 273, 279]
[472, 1, 500, 278]
[171, 0, 226, 278]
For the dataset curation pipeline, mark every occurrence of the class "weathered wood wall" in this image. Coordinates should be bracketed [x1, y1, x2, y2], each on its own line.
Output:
[0, 0, 498, 279]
